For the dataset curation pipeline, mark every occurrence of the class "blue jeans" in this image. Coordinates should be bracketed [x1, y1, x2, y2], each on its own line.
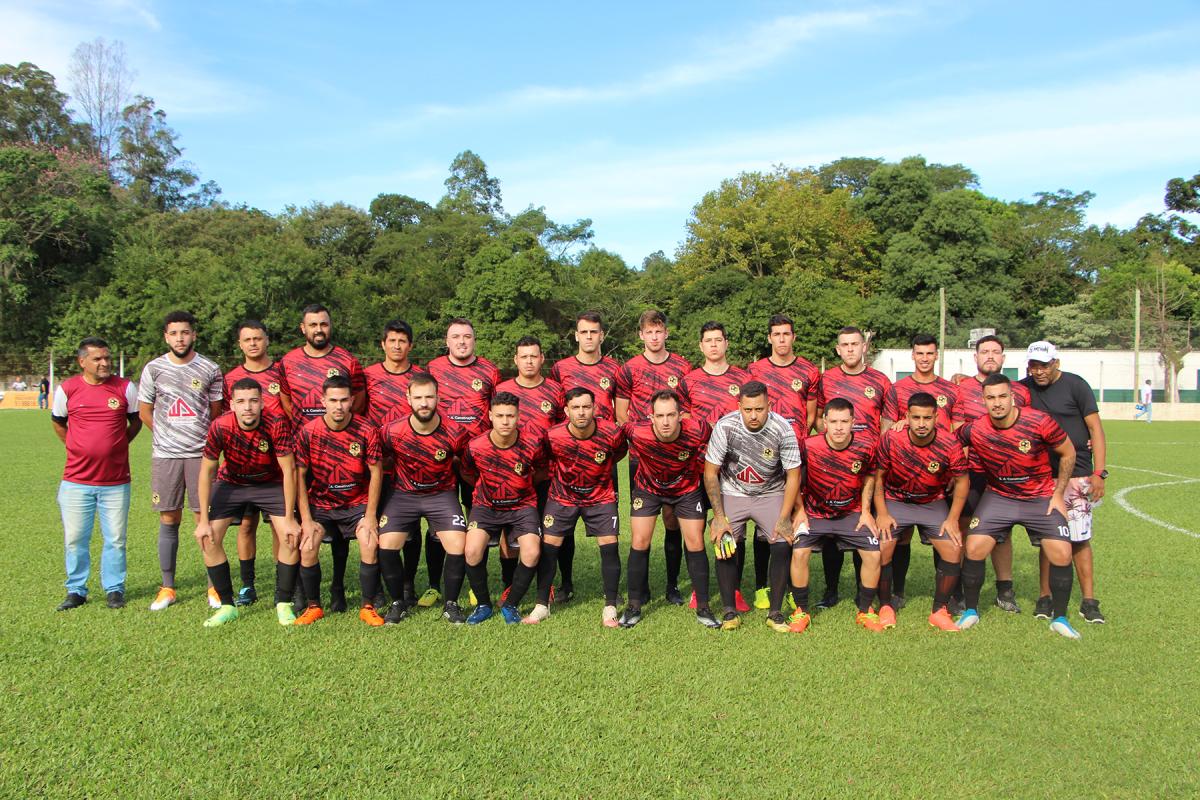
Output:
[58, 481, 131, 595]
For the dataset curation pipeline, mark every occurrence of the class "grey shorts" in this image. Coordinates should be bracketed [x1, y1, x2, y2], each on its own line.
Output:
[630, 486, 706, 520]
[722, 493, 787, 543]
[379, 488, 466, 535]
[208, 481, 286, 521]
[884, 498, 952, 545]
[468, 505, 540, 549]
[793, 514, 880, 552]
[967, 490, 1071, 546]
[542, 499, 619, 539]
[313, 506, 367, 540]
[151, 456, 202, 513]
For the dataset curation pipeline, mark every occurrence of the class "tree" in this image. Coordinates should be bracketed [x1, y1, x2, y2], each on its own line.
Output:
[1038, 303, 1113, 348]
[0, 62, 90, 148]
[68, 38, 135, 162]
[1165, 172, 1200, 214]
[443, 150, 503, 219]
[116, 95, 219, 211]
[816, 157, 883, 196]
[368, 192, 433, 231]
[857, 156, 978, 238]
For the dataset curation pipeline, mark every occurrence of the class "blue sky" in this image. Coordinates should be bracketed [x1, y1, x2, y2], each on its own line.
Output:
[5, 1, 1199, 264]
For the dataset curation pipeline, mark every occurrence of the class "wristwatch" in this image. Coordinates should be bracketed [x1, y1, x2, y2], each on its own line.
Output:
[1093, 469, 1109, 479]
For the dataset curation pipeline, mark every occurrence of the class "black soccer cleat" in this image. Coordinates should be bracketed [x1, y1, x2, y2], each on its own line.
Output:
[442, 601, 466, 625]
[329, 586, 348, 613]
[373, 591, 388, 609]
[695, 605, 720, 628]
[618, 606, 643, 628]
[105, 591, 125, 609]
[665, 586, 684, 606]
[1079, 598, 1106, 624]
[815, 592, 840, 610]
[383, 600, 410, 625]
[236, 586, 258, 607]
[994, 588, 1021, 614]
[1034, 595, 1053, 620]
[56, 593, 87, 611]
[557, 584, 575, 604]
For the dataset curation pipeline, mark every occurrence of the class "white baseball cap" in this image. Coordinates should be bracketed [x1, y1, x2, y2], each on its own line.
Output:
[1026, 341, 1058, 363]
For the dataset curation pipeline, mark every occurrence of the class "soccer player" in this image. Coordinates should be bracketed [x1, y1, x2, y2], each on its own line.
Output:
[1021, 342, 1107, 623]
[615, 309, 692, 606]
[378, 373, 470, 624]
[748, 314, 820, 610]
[549, 311, 622, 600]
[51, 338, 141, 610]
[424, 318, 501, 609]
[952, 334, 1031, 614]
[787, 399, 884, 633]
[703, 382, 801, 631]
[193, 379, 302, 627]
[621, 390, 715, 628]
[293, 375, 384, 625]
[542, 387, 628, 626]
[223, 319, 293, 607]
[873, 392, 968, 631]
[956, 374, 1080, 638]
[458, 392, 547, 625]
[1135, 380, 1153, 422]
[139, 310, 225, 612]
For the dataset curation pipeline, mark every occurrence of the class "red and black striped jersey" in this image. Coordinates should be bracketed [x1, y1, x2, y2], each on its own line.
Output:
[280, 346, 366, 422]
[203, 412, 293, 486]
[800, 432, 877, 518]
[364, 362, 423, 427]
[626, 417, 710, 498]
[223, 362, 290, 419]
[680, 365, 752, 427]
[545, 419, 627, 507]
[495, 377, 566, 435]
[462, 430, 547, 509]
[883, 375, 958, 429]
[380, 415, 468, 494]
[615, 352, 692, 424]
[549, 355, 621, 420]
[953, 377, 1031, 471]
[425, 355, 502, 438]
[748, 356, 820, 438]
[815, 366, 892, 433]
[294, 414, 381, 510]
[875, 427, 966, 504]
[960, 408, 1067, 500]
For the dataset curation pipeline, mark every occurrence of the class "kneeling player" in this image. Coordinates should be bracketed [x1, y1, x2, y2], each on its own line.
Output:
[957, 375, 1081, 638]
[543, 388, 627, 626]
[787, 399, 884, 633]
[194, 379, 302, 626]
[873, 392, 967, 631]
[459, 392, 547, 625]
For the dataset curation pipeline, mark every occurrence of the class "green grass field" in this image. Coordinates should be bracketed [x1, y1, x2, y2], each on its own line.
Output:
[2, 412, 1198, 799]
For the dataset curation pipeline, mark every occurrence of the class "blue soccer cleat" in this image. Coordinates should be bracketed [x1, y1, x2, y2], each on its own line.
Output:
[955, 609, 980, 630]
[1050, 616, 1082, 639]
[466, 604, 494, 625]
[500, 604, 522, 625]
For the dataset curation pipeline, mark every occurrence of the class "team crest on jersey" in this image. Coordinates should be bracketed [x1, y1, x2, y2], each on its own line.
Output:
[190, 378, 202, 390]
[762, 447, 775, 460]
[543, 514, 554, 528]
[936, 394, 948, 408]
[599, 377, 611, 390]
[107, 397, 120, 410]
[864, 386, 876, 399]
[540, 400, 553, 413]
[513, 461, 525, 475]
[326, 368, 340, 378]
[969, 517, 980, 530]
[927, 460, 940, 473]
[667, 375, 679, 388]
[791, 379, 804, 391]
[1018, 439, 1032, 454]
[471, 379, 483, 392]
[632, 497, 644, 511]
[379, 515, 388, 527]
[349, 442, 362, 457]
[728, 384, 740, 396]
[434, 448, 448, 462]
[268, 382, 281, 395]
[677, 449, 691, 461]
[468, 519, 479, 530]
[258, 439, 270, 453]
[850, 460, 863, 474]
[152, 492, 160, 504]
[594, 451, 607, 464]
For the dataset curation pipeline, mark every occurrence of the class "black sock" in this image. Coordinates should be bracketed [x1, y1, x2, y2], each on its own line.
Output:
[300, 563, 321, 607]
[933, 560, 961, 613]
[664, 526, 682, 590]
[359, 560, 381, 607]
[443, 553, 466, 604]
[1049, 563, 1073, 619]
[768, 542, 790, 613]
[892, 543, 911, 596]
[961, 557, 986, 611]
[715, 555, 739, 612]
[402, 534, 422, 597]
[507, 561, 536, 608]
[239, 558, 255, 589]
[425, 529, 445, 592]
[379, 548, 404, 602]
[274, 560, 299, 604]
[821, 542, 844, 597]
[466, 558, 491, 607]
[792, 584, 810, 614]
[878, 563, 893, 609]
[626, 547, 650, 610]
[599, 543, 621, 606]
[685, 549, 711, 606]
[753, 535, 771, 590]
[735, 540, 746, 585]
[852, 550, 864, 593]
[855, 585, 878, 614]
[207, 561, 235, 606]
[330, 537, 349, 590]
[996, 578, 1014, 595]
[537, 543, 560, 605]
[557, 531, 575, 587]
[500, 555, 518, 589]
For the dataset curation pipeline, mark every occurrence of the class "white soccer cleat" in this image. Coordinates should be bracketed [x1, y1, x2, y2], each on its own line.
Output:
[522, 603, 550, 624]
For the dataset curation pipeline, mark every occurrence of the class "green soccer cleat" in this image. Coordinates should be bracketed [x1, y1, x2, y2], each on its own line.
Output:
[753, 587, 770, 610]
[276, 602, 296, 626]
[203, 605, 240, 628]
[417, 588, 441, 608]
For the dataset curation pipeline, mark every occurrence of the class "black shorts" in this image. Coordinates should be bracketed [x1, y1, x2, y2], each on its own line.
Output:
[468, 505, 540, 549]
[313, 506, 366, 540]
[884, 498, 953, 545]
[379, 488, 465, 535]
[542, 499, 619, 539]
[209, 481, 286, 521]
[793, 514, 880, 552]
[964, 471, 988, 516]
[967, 490, 1071, 546]
[630, 485, 706, 520]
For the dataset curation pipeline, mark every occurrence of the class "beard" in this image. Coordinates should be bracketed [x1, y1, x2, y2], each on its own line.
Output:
[307, 332, 329, 349]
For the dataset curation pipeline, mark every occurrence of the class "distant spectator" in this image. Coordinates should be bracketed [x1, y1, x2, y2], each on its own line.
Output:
[1135, 380, 1153, 423]
[38, 376, 50, 409]
[11, 379, 28, 391]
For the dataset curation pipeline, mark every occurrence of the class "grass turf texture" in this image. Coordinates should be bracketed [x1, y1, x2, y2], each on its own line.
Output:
[2, 412, 1197, 799]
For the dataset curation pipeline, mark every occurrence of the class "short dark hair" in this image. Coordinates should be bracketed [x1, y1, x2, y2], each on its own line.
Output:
[767, 314, 794, 334]
[322, 374, 352, 394]
[408, 372, 438, 392]
[491, 391, 520, 409]
[740, 380, 768, 400]
[301, 303, 329, 318]
[381, 319, 413, 342]
[163, 310, 196, 331]
[837, 326, 864, 340]
[236, 319, 267, 338]
[975, 335, 1004, 352]
[447, 317, 474, 331]
[982, 373, 1011, 389]
[649, 389, 680, 411]
[564, 387, 594, 404]
[699, 321, 726, 339]
[907, 391, 937, 410]
[823, 397, 855, 416]
[638, 309, 667, 330]
[231, 377, 262, 395]
[515, 335, 542, 351]
[76, 337, 109, 358]
[910, 333, 938, 348]
[576, 311, 603, 328]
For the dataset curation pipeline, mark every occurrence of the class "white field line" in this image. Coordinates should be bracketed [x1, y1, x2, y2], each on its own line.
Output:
[1108, 464, 1200, 539]
[1107, 441, 1194, 445]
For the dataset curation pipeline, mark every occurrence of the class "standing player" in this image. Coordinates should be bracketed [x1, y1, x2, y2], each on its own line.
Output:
[139, 311, 225, 612]
[1021, 342, 1107, 623]
[541, 388, 628, 626]
[703, 382, 801, 632]
[377, 373, 471, 624]
[51, 338, 142, 610]
[193, 379, 302, 627]
[1135, 380, 1153, 422]
[787, 399, 885, 633]
[614, 310, 692, 606]
[952, 334, 1030, 614]
[549, 311, 622, 600]
[956, 374, 1080, 638]
[223, 319, 293, 607]
[458, 392, 546, 625]
[424, 318, 502, 609]
[748, 314, 820, 610]
[621, 390, 715, 628]
[873, 392, 968, 631]
[292, 376, 384, 625]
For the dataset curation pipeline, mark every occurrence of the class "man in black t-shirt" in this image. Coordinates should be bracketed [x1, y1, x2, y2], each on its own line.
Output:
[1020, 341, 1107, 623]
